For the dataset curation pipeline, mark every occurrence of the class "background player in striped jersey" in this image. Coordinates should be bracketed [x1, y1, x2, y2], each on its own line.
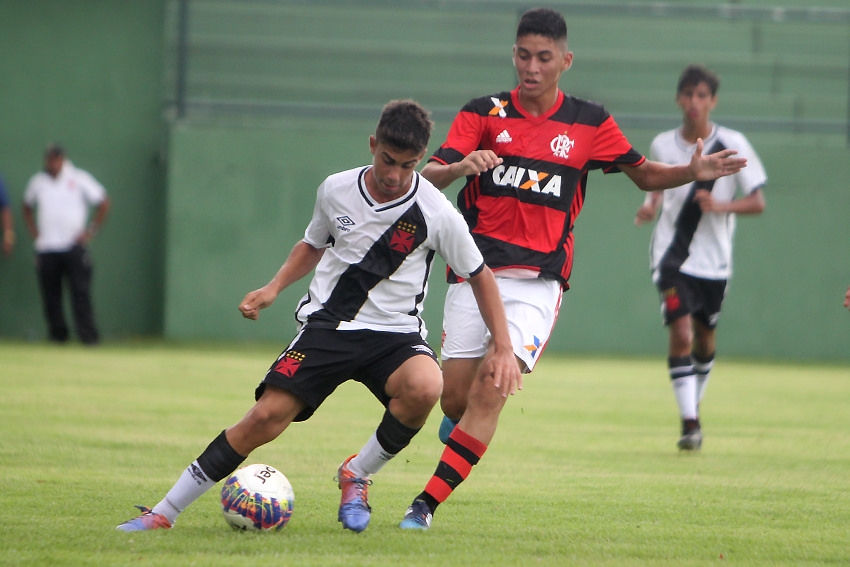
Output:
[635, 64, 766, 451]
[117, 99, 520, 533]
[399, 9, 747, 530]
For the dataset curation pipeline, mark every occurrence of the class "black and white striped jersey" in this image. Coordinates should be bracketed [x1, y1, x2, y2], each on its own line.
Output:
[649, 125, 766, 282]
[297, 166, 484, 338]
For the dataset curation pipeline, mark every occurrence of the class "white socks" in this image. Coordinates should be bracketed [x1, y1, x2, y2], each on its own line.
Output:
[152, 461, 216, 524]
[346, 433, 395, 478]
[672, 375, 699, 420]
[694, 357, 714, 404]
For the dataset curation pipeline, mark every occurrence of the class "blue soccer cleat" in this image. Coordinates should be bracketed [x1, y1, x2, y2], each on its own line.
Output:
[399, 499, 433, 530]
[438, 415, 459, 444]
[116, 505, 172, 532]
[335, 454, 372, 532]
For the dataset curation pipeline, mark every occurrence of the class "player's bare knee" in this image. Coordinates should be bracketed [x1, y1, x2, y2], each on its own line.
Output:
[441, 396, 467, 419]
[403, 374, 442, 409]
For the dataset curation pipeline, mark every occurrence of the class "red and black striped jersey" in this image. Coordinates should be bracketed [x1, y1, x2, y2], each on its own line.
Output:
[431, 87, 645, 287]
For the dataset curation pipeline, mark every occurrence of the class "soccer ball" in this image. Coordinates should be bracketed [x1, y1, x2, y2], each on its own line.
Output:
[221, 463, 294, 531]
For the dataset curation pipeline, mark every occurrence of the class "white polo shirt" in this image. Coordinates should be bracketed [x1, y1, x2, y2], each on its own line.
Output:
[24, 160, 107, 253]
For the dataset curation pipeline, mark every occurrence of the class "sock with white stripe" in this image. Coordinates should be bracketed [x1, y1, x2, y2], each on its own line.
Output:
[669, 355, 698, 420]
[693, 352, 715, 405]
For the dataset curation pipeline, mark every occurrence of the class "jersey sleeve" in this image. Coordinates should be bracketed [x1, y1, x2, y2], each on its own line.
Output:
[648, 133, 665, 163]
[79, 170, 107, 204]
[431, 192, 484, 279]
[730, 132, 767, 195]
[589, 115, 646, 172]
[23, 175, 39, 206]
[430, 103, 485, 165]
[302, 178, 333, 248]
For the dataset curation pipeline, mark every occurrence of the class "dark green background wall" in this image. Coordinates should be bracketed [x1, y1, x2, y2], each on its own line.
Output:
[164, 121, 850, 361]
[161, 1, 850, 361]
[0, 0, 167, 339]
[2, 1, 848, 362]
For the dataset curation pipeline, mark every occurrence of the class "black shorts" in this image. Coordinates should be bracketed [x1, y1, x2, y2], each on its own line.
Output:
[656, 270, 727, 328]
[255, 327, 438, 422]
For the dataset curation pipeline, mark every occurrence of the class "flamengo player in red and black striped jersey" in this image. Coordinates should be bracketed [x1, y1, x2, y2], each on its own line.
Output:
[399, 8, 749, 531]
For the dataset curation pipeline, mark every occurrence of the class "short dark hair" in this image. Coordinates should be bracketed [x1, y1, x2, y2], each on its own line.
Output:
[516, 8, 567, 42]
[677, 64, 720, 96]
[375, 99, 433, 154]
[44, 143, 65, 158]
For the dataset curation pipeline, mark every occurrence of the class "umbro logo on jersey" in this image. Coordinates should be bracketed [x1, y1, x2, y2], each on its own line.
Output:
[489, 97, 508, 118]
[274, 350, 306, 377]
[496, 129, 513, 144]
[492, 165, 562, 197]
[336, 215, 355, 232]
[390, 221, 416, 254]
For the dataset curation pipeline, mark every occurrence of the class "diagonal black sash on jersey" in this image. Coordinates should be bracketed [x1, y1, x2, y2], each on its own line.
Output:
[307, 203, 430, 328]
[658, 140, 726, 273]
[411, 248, 435, 318]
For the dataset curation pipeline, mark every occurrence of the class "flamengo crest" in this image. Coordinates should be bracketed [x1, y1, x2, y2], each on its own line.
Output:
[550, 133, 574, 159]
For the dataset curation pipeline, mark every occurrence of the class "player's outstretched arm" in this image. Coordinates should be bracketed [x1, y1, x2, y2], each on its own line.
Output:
[466, 265, 522, 398]
[239, 241, 324, 320]
[421, 150, 503, 190]
[622, 138, 748, 192]
[688, 138, 748, 181]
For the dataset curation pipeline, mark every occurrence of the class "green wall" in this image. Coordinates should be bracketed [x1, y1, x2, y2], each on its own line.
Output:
[563, 129, 850, 362]
[161, 1, 850, 361]
[0, 0, 167, 340]
[164, 119, 850, 362]
[3, 0, 848, 363]
[164, 117, 387, 342]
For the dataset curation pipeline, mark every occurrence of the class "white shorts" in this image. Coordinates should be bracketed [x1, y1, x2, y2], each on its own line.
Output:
[441, 276, 562, 373]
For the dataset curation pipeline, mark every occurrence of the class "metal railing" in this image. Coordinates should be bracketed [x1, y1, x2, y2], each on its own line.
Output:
[166, 1, 850, 143]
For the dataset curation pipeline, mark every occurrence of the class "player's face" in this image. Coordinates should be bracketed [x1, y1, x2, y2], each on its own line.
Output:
[677, 81, 717, 126]
[367, 137, 425, 203]
[513, 34, 572, 106]
[44, 155, 64, 178]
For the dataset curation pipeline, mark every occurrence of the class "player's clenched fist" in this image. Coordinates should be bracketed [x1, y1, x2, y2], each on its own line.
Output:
[459, 150, 503, 177]
[239, 287, 277, 320]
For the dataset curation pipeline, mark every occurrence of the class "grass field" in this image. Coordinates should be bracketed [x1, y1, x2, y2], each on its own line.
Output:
[1, 340, 848, 566]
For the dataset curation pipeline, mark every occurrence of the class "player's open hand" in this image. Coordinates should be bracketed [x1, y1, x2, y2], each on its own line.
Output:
[239, 287, 278, 320]
[481, 345, 523, 398]
[689, 137, 747, 181]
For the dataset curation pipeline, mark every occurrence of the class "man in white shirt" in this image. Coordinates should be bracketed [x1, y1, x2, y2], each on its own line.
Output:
[635, 65, 766, 451]
[23, 144, 110, 345]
